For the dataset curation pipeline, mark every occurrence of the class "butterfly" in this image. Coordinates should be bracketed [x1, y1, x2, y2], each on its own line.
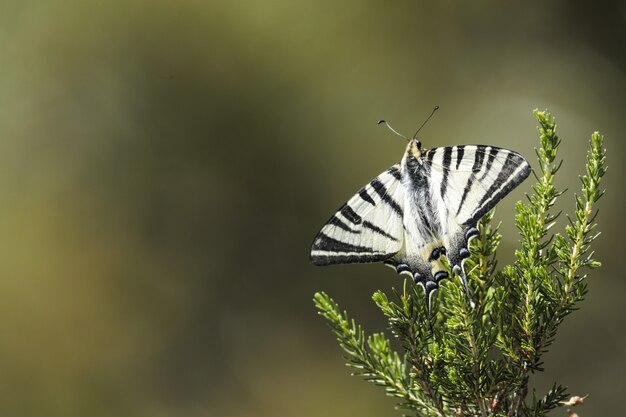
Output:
[310, 134, 530, 310]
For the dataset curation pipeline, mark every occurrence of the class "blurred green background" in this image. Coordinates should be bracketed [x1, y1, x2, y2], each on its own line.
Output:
[0, 1, 624, 416]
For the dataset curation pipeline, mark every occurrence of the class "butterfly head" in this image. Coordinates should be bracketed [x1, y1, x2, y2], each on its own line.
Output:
[406, 138, 423, 158]
[405, 105, 438, 158]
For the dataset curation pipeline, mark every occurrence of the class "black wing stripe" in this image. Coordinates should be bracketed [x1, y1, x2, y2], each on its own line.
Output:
[423, 145, 519, 172]
[440, 146, 452, 199]
[370, 179, 403, 216]
[387, 166, 402, 180]
[362, 220, 399, 241]
[474, 146, 487, 168]
[340, 204, 362, 224]
[313, 233, 376, 253]
[476, 152, 516, 208]
[311, 253, 389, 265]
[358, 188, 376, 206]
[456, 148, 486, 215]
[480, 147, 500, 180]
[455, 145, 465, 169]
[329, 215, 356, 233]
[326, 217, 399, 241]
[426, 149, 436, 164]
[466, 155, 530, 225]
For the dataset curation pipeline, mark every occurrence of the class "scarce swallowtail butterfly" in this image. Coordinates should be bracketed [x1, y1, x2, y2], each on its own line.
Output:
[310, 119, 531, 310]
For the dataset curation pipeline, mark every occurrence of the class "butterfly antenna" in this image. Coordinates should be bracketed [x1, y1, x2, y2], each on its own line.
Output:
[412, 105, 440, 139]
[377, 120, 408, 141]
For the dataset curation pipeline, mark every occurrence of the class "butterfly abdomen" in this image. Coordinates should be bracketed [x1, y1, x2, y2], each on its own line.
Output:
[403, 159, 443, 238]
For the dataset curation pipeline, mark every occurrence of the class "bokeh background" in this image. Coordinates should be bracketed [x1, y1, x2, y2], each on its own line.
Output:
[0, 1, 624, 416]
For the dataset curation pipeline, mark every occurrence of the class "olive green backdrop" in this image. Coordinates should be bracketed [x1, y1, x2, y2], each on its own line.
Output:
[0, 1, 624, 416]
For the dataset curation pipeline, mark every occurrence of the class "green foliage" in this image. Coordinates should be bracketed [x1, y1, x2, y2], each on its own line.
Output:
[314, 110, 607, 417]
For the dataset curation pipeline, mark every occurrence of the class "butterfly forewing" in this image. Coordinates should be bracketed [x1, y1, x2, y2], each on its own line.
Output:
[425, 145, 531, 227]
[310, 165, 405, 266]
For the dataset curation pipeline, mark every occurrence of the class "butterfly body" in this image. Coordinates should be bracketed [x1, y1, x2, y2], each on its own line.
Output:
[311, 138, 530, 308]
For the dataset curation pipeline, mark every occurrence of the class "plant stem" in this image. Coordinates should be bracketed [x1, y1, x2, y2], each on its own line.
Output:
[467, 330, 488, 417]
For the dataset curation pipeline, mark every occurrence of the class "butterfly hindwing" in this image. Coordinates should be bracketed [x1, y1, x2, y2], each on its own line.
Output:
[310, 165, 405, 266]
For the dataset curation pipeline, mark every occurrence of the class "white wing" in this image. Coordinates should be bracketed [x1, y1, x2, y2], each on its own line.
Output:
[423, 145, 530, 267]
[425, 145, 530, 229]
[311, 165, 405, 266]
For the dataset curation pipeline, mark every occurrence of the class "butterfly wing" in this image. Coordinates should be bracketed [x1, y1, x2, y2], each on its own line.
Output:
[311, 165, 405, 266]
[423, 145, 531, 295]
[425, 145, 531, 228]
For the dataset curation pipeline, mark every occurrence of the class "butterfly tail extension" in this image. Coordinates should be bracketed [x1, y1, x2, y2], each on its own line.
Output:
[425, 279, 440, 315]
[414, 276, 438, 316]
[447, 227, 478, 308]
[453, 265, 475, 308]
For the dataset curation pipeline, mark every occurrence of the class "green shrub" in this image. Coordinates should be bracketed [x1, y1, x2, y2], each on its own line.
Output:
[314, 110, 606, 417]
